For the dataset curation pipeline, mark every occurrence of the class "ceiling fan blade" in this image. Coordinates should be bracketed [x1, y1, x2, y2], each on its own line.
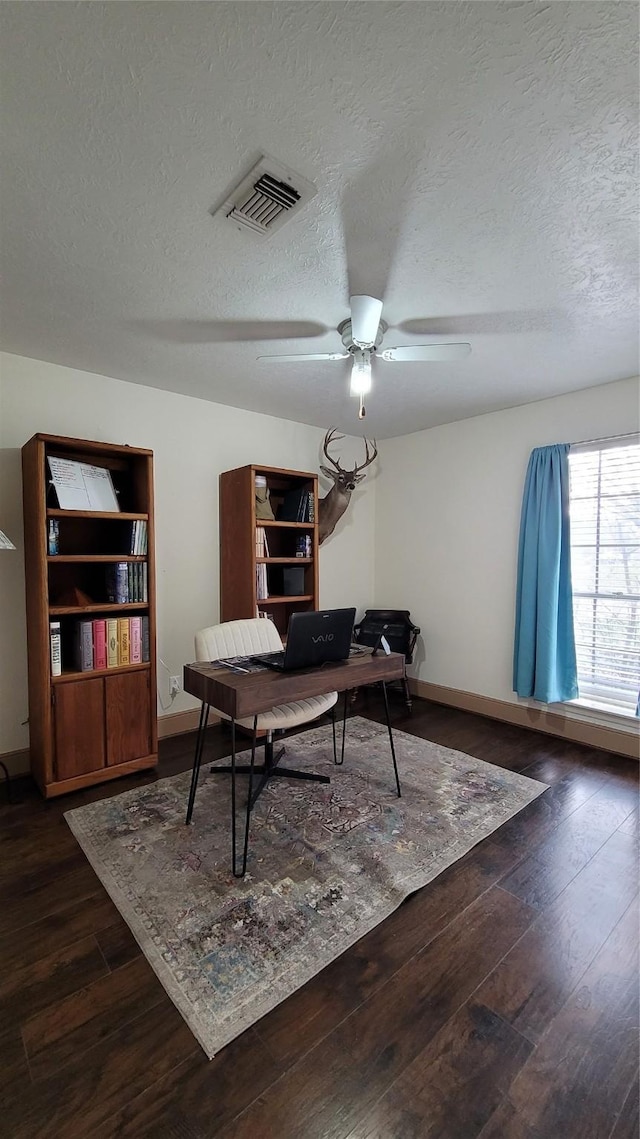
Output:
[379, 343, 472, 362]
[134, 319, 328, 344]
[257, 352, 349, 363]
[350, 295, 383, 347]
[399, 309, 565, 336]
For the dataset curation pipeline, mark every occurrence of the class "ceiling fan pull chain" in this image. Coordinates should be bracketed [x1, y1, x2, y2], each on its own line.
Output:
[358, 394, 366, 419]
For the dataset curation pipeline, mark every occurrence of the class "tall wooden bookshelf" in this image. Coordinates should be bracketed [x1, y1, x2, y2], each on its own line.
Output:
[220, 464, 319, 635]
[21, 433, 158, 798]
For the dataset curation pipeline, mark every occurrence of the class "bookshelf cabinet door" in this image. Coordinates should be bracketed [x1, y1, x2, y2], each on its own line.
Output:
[54, 679, 106, 780]
[105, 671, 152, 765]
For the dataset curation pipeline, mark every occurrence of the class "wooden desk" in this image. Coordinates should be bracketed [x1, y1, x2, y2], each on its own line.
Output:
[183, 651, 405, 876]
[183, 650, 405, 720]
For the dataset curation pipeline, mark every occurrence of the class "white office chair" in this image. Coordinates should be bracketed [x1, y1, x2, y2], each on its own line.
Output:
[186, 617, 339, 876]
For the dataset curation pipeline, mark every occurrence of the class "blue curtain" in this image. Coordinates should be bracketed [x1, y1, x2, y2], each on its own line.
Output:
[513, 444, 578, 703]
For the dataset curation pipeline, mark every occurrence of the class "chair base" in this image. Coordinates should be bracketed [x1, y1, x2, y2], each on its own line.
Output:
[186, 688, 399, 878]
[209, 742, 330, 811]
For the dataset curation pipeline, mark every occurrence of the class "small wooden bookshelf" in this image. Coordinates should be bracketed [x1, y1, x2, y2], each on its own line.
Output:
[22, 433, 158, 797]
[219, 463, 319, 636]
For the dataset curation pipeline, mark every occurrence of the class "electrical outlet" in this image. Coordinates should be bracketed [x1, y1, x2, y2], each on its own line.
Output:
[169, 675, 181, 697]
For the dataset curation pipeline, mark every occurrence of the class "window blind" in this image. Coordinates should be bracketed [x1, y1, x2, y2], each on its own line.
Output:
[568, 436, 640, 715]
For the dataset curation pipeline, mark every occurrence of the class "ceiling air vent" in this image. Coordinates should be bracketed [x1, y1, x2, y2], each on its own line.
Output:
[215, 156, 317, 237]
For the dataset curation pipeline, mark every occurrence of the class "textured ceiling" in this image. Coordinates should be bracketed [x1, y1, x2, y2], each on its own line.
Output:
[1, 1, 638, 438]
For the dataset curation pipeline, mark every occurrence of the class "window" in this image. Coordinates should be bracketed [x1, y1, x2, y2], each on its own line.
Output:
[568, 436, 640, 716]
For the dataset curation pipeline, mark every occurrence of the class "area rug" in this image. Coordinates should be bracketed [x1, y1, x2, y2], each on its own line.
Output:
[64, 717, 546, 1058]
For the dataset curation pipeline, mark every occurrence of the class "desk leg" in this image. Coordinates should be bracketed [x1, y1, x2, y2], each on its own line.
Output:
[186, 702, 210, 824]
[233, 716, 258, 878]
[331, 704, 337, 764]
[230, 719, 237, 873]
[334, 690, 348, 765]
[382, 682, 402, 797]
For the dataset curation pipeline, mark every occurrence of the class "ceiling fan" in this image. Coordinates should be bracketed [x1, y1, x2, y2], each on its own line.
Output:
[257, 295, 471, 419]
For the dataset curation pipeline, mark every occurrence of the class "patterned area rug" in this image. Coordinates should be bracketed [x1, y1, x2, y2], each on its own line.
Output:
[65, 717, 546, 1058]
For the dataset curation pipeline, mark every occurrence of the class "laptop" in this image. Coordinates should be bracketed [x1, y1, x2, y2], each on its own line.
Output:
[252, 607, 356, 671]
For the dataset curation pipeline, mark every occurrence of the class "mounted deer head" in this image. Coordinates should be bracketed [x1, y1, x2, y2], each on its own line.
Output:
[318, 428, 378, 544]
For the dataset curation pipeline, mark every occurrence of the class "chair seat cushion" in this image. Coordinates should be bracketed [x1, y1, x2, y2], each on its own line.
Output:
[217, 690, 338, 731]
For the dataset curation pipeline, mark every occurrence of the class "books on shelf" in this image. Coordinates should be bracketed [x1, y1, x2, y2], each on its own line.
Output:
[255, 526, 270, 558]
[256, 561, 269, 600]
[105, 561, 148, 604]
[276, 487, 314, 523]
[128, 519, 148, 555]
[64, 615, 151, 673]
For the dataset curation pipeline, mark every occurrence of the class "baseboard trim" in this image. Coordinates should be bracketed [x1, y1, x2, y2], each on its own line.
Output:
[0, 747, 31, 778]
[4, 688, 635, 779]
[157, 708, 213, 739]
[410, 679, 639, 760]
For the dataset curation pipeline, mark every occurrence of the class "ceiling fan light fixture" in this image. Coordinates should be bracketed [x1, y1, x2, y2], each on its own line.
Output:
[350, 349, 372, 396]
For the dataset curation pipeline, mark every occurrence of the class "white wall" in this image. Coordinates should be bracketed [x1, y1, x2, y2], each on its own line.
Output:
[0, 352, 376, 755]
[2, 354, 637, 760]
[375, 377, 639, 727]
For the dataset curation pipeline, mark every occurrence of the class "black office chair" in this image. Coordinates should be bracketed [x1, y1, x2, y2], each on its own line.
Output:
[353, 609, 420, 712]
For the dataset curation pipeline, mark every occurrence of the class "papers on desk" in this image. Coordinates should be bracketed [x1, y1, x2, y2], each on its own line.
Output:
[48, 457, 120, 512]
[213, 656, 269, 673]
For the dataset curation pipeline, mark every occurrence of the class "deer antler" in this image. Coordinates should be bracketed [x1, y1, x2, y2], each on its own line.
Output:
[354, 437, 378, 475]
[322, 428, 346, 471]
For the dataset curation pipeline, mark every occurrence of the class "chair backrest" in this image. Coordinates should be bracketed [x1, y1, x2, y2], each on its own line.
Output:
[195, 617, 283, 662]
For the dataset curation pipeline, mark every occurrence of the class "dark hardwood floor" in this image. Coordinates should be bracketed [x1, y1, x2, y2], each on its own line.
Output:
[1, 696, 638, 1138]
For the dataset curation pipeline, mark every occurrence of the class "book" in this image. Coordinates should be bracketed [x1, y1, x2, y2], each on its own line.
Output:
[106, 618, 118, 668]
[129, 616, 142, 664]
[117, 617, 130, 665]
[106, 562, 129, 604]
[133, 562, 141, 603]
[75, 619, 94, 671]
[131, 519, 147, 556]
[256, 562, 268, 600]
[141, 615, 150, 662]
[48, 519, 59, 555]
[93, 619, 107, 670]
[50, 621, 62, 677]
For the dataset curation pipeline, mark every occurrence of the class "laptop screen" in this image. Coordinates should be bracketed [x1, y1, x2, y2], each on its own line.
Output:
[284, 608, 356, 669]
